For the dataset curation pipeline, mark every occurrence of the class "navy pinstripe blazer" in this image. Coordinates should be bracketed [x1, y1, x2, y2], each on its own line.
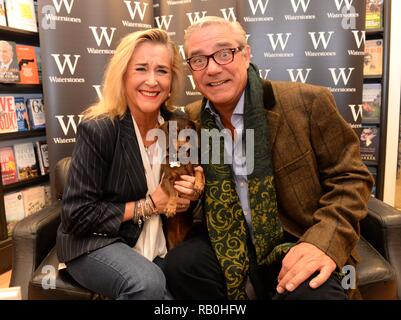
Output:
[57, 109, 172, 263]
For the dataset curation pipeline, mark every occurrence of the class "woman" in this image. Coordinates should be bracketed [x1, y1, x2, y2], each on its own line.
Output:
[56, 29, 201, 300]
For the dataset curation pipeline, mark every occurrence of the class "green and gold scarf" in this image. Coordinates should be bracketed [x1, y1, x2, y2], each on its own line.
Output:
[201, 64, 293, 299]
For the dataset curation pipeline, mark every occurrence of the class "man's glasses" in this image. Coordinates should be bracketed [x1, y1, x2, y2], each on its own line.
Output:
[186, 47, 243, 71]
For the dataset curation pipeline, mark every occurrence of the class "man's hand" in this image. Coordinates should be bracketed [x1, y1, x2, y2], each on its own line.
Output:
[276, 242, 336, 294]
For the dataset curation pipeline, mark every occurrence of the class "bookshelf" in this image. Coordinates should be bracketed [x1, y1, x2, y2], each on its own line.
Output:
[362, 0, 390, 200]
[0, 12, 48, 273]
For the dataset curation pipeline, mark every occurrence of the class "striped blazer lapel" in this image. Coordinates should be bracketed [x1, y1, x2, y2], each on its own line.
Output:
[119, 113, 147, 194]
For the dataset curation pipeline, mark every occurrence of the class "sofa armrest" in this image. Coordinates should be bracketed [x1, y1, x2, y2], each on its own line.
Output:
[360, 197, 401, 299]
[10, 201, 62, 299]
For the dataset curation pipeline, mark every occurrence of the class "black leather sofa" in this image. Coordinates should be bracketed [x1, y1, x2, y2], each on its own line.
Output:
[10, 157, 401, 299]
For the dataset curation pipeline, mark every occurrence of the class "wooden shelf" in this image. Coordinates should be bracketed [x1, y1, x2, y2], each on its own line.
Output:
[0, 83, 42, 93]
[0, 26, 39, 46]
[0, 129, 46, 142]
[1, 174, 49, 193]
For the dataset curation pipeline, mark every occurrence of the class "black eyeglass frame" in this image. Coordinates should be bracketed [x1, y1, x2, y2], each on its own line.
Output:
[186, 47, 243, 71]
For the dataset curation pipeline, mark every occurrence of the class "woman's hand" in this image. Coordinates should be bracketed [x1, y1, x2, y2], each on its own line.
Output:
[151, 184, 191, 214]
[174, 166, 204, 202]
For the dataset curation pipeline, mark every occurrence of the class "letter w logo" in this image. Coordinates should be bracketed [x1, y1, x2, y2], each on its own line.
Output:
[55, 115, 84, 135]
[287, 69, 312, 83]
[334, 0, 354, 11]
[351, 30, 365, 49]
[51, 54, 80, 75]
[248, 0, 270, 15]
[290, 0, 311, 13]
[348, 104, 363, 122]
[309, 32, 334, 50]
[155, 15, 173, 30]
[267, 33, 291, 51]
[328, 68, 354, 86]
[89, 27, 116, 47]
[186, 11, 207, 25]
[124, 1, 148, 21]
[52, 0, 74, 14]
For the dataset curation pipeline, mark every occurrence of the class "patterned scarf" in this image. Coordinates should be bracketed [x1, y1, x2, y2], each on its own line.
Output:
[201, 64, 293, 299]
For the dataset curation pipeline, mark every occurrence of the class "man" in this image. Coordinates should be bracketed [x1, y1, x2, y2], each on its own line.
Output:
[0, 40, 20, 82]
[164, 17, 373, 300]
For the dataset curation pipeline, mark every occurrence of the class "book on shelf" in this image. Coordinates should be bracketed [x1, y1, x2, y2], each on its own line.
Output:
[34, 47, 42, 81]
[0, 40, 20, 83]
[364, 39, 383, 77]
[0, 146, 18, 185]
[4, 191, 25, 236]
[365, 0, 383, 30]
[16, 44, 40, 84]
[14, 96, 30, 131]
[0, 95, 18, 133]
[13, 141, 38, 180]
[5, 0, 38, 32]
[360, 126, 380, 162]
[35, 140, 49, 175]
[26, 97, 45, 129]
[0, 0, 6, 26]
[362, 83, 381, 124]
[22, 185, 45, 216]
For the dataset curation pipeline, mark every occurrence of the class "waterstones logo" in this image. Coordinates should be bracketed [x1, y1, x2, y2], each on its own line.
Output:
[186, 11, 207, 25]
[287, 68, 311, 83]
[49, 54, 85, 83]
[155, 15, 175, 36]
[244, 0, 273, 22]
[53, 114, 84, 144]
[348, 104, 363, 125]
[327, 0, 358, 19]
[220, 8, 237, 22]
[328, 67, 356, 93]
[87, 26, 117, 55]
[285, 0, 315, 21]
[93, 85, 103, 100]
[305, 32, 336, 57]
[259, 69, 271, 80]
[186, 75, 201, 96]
[44, 0, 81, 25]
[264, 33, 294, 58]
[348, 30, 365, 56]
[123, 1, 151, 28]
[178, 45, 186, 62]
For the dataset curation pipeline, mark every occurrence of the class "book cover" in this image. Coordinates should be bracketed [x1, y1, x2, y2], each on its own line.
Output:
[35, 140, 49, 175]
[0, 40, 21, 83]
[360, 126, 380, 162]
[366, 0, 383, 30]
[362, 83, 381, 124]
[5, 0, 38, 32]
[16, 44, 39, 84]
[14, 96, 30, 131]
[0, 95, 18, 133]
[34, 47, 41, 82]
[13, 142, 38, 180]
[26, 97, 45, 129]
[22, 185, 45, 216]
[4, 191, 25, 236]
[0, 0, 6, 26]
[364, 39, 383, 77]
[0, 146, 18, 185]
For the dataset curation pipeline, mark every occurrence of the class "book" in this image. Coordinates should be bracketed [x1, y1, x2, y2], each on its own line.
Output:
[5, 0, 38, 32]
[4, 191, 25, 236]
[360, 126, 380, 162]
[0, 40, 20, 83]
[35, 140, 49, 175]
[26, 97, 45, 129]
[362, 83, 381, 124]
[34, 47, 41, 81]
[364, 39, 383, 77]
[0, 146, 18, 185]
[366, 0, 383, 30]
[0, 0, 6, 26]
[22, 185, 45, 216]
[0, 95, 18, 133]
[14, 96, 30, 131]
[13, 142, 38, 180]
[16, 44, 39, 84]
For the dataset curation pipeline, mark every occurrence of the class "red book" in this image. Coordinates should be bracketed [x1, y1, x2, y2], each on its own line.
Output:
[0, 96, 18, 133]
[0, 146, 18, 185]
[16, 44, 39, 84]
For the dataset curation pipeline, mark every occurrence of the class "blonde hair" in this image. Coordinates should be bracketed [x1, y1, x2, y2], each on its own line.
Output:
[84, 28, 183, 120]
[184, 16, 248, 54]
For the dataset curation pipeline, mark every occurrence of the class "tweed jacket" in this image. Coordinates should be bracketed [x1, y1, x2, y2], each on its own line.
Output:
[186, 79, 374, 269]
[57, 110, 172, 263]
